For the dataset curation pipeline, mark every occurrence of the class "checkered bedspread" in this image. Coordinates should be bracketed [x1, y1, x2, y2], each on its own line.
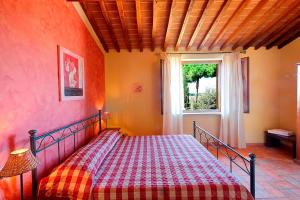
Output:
[93, 135, 253, 200]
[38, 130, 122, 199]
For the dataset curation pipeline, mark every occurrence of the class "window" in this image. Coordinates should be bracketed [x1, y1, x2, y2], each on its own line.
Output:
[182, 61, 220, 112]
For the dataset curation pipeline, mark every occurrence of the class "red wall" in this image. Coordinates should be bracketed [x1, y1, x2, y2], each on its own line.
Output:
[0, 0, 105, 199]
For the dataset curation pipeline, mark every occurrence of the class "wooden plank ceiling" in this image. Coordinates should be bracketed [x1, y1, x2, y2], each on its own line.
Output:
[73, 0, 300, 52]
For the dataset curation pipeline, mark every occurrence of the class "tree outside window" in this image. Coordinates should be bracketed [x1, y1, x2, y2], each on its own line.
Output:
[182, 63, 218, 111]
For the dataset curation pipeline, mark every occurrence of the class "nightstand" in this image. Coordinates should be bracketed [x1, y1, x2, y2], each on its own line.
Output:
[264, 131, 296, 158]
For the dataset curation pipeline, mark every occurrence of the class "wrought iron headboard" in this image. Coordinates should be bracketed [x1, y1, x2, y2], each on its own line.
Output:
[29, 110, 102, 196]
[193, 121, 256, 198]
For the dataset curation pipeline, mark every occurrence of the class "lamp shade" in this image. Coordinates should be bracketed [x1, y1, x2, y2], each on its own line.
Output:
[103, 111, 111, 120]
[0, 148, 39, 178]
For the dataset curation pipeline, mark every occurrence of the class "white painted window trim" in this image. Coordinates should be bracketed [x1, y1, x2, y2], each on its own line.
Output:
[183, 110, 221, 115]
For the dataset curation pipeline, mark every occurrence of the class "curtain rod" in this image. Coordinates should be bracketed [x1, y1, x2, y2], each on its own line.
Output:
[166, 50, 246, 55]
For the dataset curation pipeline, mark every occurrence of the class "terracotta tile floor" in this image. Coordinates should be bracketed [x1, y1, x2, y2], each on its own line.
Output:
[207, 144, 300, 200]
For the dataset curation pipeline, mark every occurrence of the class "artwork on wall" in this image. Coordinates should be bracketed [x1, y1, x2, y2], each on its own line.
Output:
[58, 46, 84, 101]
[241, 57, 249, 113]
[132, 83, 143, 93]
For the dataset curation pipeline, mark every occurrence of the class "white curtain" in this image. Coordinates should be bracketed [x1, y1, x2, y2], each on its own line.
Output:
[163, 54, 184, 134]
[220, 52, 246, 148]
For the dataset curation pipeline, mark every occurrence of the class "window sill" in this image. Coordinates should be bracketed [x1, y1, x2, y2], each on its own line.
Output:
[183, 111, 221, 115]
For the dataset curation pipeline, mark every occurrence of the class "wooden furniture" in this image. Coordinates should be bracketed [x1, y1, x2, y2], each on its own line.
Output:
[264, 131, 296, 158]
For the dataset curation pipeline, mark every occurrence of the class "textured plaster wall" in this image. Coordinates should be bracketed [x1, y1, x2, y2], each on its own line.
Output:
[105, 45, 299, 144]
[105, 50, 163, 135]
[278, 38, 300, 132]
[242, 48, 281, 143]
[0, 0, 105, 199]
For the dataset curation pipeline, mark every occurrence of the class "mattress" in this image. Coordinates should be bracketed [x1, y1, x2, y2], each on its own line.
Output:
[92, 135, 252, 200]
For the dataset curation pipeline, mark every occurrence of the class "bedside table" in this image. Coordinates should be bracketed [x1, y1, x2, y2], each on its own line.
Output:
[264, 131, 296, 158]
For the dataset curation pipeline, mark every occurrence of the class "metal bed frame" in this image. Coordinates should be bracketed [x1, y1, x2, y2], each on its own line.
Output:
[29, 110, 102, 196]
[28, 112, 255, 199]
[193, 121, 256, 198]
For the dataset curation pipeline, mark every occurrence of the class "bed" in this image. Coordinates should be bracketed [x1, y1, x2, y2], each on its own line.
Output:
[29, 111, 255, 200]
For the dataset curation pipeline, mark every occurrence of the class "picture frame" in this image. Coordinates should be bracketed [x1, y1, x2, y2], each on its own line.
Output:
[241, 57, 249, 113]
[58, 46, 84, 101]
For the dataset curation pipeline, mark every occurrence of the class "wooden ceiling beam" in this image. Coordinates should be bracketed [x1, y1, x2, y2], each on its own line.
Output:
[80, 2, 109, 52]
[278, 31, 300, 49]
[255, 14, 300, 50]
[163, 0, 175, 51]
[186, 0, 212, 50]
[175, 0, 195, 51]
[99, 0, 120, 52]
[208, 0, 251, 50]
[219, 0, 268, 51]
[232, 0, 286, 50]
[135, 0, 143, 52]
[78, 0, 299, 52]
[266, 22, 300, 49]
[198, 0, 232, 50]
[243, 0, 300, 50]
[116, 0, 132, 52]
[152, 0, 158, 51]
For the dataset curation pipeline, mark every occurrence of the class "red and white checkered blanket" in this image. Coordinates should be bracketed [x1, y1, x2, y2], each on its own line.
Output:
[38, 130, 122, 199]
[93, 135, 253, 200]
[38, 134, 253, 200]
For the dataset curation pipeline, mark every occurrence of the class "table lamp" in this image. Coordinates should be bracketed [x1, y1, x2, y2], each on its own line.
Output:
[0, 148, 39, 200]
[103, 111, 111, 128]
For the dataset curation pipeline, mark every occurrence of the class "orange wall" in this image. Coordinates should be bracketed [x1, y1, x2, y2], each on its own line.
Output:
[105, 51, 222, 136]
[105, 42, 300, 144]
[278, 38, 300, 132]
[242, 39, 300, 143]
[0, 1, 105, 199]
[276, 38, 300, 159]
[105, 49, 281, 142]
[105, 50, 162, 135]
[184, 48, 282, 143]
[183, 114, 221, 136]
[242, 47, 282, 143]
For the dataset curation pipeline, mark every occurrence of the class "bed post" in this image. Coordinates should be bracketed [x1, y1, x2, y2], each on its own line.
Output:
[29, 130, 38, 197]
[193, 121, 196, 138]
[249, 153, 256, 198]
[98, 110, 102, 134]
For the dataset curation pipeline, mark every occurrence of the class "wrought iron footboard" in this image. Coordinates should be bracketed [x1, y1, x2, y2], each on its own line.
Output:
[29, 110, 102, 196]
[193, 121, 256, 198]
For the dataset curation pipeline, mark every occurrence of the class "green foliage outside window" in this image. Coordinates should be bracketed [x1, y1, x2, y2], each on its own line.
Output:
[182, 64, 217, 110]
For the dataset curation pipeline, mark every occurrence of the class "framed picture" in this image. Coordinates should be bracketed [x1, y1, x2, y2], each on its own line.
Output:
[58, 46, 84, 101]
[241, 57, 249, 113]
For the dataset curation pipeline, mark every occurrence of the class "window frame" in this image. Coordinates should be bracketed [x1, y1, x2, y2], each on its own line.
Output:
[182, 59, 222, 114]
